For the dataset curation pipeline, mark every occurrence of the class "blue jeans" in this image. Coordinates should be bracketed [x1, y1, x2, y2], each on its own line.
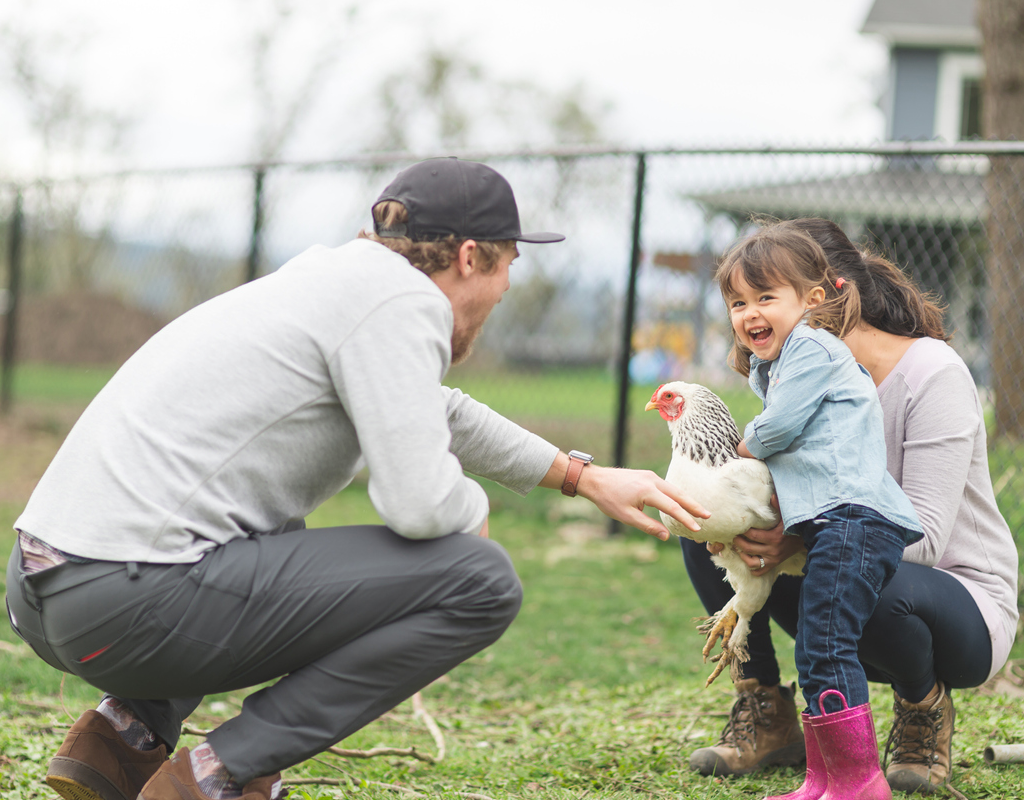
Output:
[791, 504, 908, 716]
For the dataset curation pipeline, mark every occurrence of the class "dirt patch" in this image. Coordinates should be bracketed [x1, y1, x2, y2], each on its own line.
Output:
[1, 292, 167, 365]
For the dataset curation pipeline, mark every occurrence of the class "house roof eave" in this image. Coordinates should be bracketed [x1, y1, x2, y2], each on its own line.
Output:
[694, 165, 987, 227]
[861, 22, 980, 49]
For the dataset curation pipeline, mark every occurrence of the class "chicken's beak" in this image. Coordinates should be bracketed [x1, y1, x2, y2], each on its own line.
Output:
[644, 400, 658, 412]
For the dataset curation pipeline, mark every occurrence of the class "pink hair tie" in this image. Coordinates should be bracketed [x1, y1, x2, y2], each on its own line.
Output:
[835, 278, 846, 290]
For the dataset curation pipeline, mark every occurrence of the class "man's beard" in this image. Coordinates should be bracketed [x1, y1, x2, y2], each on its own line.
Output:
[451, 321, 484, 366]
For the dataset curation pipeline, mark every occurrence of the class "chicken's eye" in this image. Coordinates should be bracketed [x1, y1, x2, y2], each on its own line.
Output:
[664, 393, 674, 400]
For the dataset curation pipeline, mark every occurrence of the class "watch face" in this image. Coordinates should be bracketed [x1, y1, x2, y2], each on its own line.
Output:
[568, 449, 594, 462]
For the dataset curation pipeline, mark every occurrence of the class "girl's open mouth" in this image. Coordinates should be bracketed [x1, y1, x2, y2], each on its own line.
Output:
[750, 326, 772, 345]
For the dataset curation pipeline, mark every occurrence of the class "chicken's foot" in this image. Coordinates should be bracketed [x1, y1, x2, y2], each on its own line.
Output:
[698, 606, 743, 688]
[704, 649, 732, 687]
[699, 606, 738, 659]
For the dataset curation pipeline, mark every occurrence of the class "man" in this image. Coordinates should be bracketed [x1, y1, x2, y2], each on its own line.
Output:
[6, 158, 707, 800]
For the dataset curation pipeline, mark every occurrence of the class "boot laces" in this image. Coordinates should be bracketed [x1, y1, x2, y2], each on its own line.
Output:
[884, 698, 944, 767]
[717, 689, 770, 749]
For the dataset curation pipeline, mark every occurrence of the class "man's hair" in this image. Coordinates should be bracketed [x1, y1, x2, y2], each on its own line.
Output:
[359, 200, 517, 275]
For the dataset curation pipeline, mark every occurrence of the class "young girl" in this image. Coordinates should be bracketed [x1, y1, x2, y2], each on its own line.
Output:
[717, 221, 923, 800]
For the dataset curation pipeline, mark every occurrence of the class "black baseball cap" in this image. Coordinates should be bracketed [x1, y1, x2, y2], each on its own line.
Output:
[373, 157, 565, 244]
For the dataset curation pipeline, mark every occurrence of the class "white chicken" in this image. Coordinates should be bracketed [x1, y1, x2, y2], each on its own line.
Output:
[645, 380, 805, 687]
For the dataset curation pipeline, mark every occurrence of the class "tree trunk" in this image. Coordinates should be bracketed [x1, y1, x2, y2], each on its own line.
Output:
[979, 0, 1024, 440]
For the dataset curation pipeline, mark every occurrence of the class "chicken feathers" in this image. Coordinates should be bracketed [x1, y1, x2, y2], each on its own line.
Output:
[646, 380, 805, 687]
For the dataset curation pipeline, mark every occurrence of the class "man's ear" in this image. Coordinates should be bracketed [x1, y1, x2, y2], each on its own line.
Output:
[454, 240, 478, 277]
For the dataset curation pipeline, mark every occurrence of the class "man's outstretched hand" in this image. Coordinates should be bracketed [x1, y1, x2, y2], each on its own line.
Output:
[541, 453, 709, 540]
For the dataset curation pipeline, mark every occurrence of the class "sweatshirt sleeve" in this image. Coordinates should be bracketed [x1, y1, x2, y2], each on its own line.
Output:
[442, 386, 559, 495]
[744, 336, 832, 459]
[899, 365, 978, 566]
[329, 292, 489, 539]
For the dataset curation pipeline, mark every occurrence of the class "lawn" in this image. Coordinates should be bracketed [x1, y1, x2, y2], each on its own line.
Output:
[1, 363, 1023, 799]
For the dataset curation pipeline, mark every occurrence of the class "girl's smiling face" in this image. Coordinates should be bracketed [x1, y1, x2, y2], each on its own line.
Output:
[726, 271, 825, 362]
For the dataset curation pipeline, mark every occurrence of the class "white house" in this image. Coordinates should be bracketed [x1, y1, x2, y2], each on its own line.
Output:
[862, 0, 982, 142]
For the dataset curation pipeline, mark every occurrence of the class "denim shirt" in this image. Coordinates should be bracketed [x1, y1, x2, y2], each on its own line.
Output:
[744, 322, 923, 541]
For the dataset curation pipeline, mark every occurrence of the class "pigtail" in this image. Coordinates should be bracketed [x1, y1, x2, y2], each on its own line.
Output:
[858, 253, 950, 342]
[806, 268, 862, 340]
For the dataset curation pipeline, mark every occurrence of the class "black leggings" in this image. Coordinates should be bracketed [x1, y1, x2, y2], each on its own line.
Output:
[681, 538, 992, 703]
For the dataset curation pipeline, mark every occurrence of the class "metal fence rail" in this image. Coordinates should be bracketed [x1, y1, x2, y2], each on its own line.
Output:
[3, 143, 1024, 537]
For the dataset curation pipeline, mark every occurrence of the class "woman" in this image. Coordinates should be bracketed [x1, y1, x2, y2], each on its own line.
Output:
[684, 218, 1018, 796]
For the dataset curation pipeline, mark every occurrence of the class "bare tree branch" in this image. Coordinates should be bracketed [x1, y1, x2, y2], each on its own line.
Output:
[411, 690, 446, 761]
[181, 690, 445, 764]
[241, 0, 359, 163]
[284, 777, 497, 800]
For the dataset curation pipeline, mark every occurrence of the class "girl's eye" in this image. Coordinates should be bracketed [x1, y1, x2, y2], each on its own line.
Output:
[730, 300, 744, 309]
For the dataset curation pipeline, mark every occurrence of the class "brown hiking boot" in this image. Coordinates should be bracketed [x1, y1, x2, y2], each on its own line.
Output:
[883, 682, 954, 794]
[139, 747, 284, 800]
[689, 678, 805, 776]
[46, 710, 169, 800]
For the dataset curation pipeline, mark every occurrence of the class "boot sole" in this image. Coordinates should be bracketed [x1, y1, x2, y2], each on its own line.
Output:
[47, 756, 132, 800]
[886, 768, 947, 795]
[690, 741, 807, 776]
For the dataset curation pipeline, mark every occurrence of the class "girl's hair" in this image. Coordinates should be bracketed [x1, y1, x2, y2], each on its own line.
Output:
[718, 218, 950, 376]
[358, 200, 517, 275]
[717, 221, 862, 376]
[788, 217, 949, 343]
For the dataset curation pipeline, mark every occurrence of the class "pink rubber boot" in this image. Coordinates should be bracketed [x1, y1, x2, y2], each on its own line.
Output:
[814, 690, 891, 800]
[766, 713, 827, 800]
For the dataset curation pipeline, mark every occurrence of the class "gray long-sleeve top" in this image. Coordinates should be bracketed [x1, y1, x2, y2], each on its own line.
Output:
[879, 336, 1019, 679]
[16, 240, 559, 563]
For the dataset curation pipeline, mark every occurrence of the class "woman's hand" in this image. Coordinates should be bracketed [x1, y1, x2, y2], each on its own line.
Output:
[705, 496, 805, 575]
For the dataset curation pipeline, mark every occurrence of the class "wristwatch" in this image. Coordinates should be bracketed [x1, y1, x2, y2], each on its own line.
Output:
[561, 450, 595, 497]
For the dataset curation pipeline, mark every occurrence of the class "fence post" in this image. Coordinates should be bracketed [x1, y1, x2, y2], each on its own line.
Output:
[2, 189, 24, 415]
[609, 152, 646, 533]
[244, 167, 266, 284]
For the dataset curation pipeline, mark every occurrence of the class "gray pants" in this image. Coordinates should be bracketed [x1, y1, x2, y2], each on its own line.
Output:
[6, 526, 522, 783]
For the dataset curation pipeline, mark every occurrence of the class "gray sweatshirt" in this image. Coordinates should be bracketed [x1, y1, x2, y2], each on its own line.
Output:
[879, 336, 1019, 679]
[16, 240, 559, 563]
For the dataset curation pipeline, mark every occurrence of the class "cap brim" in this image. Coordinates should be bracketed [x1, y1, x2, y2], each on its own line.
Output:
[516, 231, 566, 244]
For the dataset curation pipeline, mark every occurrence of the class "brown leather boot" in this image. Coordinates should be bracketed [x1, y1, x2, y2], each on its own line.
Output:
[46, 709, 168, 800]
[883, 682, 954, 794]
[139, 747, 284, 800]
[689, 678, 806, 776]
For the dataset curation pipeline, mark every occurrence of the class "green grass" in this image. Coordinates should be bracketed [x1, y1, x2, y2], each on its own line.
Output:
[2, 363, 1023, 798]
[5, 363, 118, 404]
[4, 485, 1024, 799]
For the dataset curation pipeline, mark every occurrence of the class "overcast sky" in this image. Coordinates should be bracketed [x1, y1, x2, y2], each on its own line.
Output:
[0, 0, 888, 175]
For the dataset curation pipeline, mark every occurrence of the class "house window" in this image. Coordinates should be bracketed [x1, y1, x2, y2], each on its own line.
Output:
[935, 52, 984, 142]
[960, 77, 982, 139]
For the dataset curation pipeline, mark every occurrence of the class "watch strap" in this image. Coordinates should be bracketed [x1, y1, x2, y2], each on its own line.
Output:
[561, 453, 591, 497]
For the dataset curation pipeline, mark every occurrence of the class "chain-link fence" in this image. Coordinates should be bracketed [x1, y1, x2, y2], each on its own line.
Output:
[2, 144, 1024, 536]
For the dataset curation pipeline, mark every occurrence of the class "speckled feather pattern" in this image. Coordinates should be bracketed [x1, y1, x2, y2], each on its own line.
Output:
[651, 379, 805, 685]
[670, 385, 743, 468]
